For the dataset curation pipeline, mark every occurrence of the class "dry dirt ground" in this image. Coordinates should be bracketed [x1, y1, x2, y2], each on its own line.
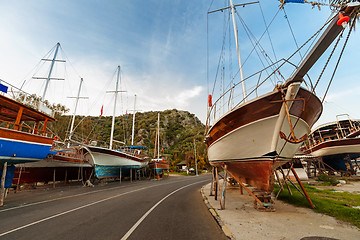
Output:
[202, 181, 360, 240]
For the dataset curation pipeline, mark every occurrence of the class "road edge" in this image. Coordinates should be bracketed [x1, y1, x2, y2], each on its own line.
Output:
[200, 184, 234, 240]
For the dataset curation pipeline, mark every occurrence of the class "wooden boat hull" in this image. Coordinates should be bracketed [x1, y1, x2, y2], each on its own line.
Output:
[13, 166, 93, 185]
[13, 150, 93, 184]
[305, 138, 360, 173]
[83, 146, 148, 178]
[149, 161, 169, 174]
[305, 138, 360, 157]
[206, 87, 322, 191]
[0, 128, 53, 164]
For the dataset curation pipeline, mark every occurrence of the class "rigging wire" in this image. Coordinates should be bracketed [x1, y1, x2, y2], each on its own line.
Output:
[210, 13, 231, 97]
[259, 2, 278, 64]
[206, 0, 216, 98]
[312, 29, 343, 93]
[240, 7, 282, 70]
[281, 7, 303, 60]
[321, 20, 354, 103]
[59, 44, 82, 79]
[231, 15, 336, 108]
[236, 11, 279, 85]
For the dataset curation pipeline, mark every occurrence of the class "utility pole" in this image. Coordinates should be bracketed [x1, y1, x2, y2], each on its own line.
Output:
[194, 139, 198, 176]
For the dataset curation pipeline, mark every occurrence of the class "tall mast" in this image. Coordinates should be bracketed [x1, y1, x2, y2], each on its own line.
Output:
[157, 113, 160, 160]
[131, 94, 136, 146]
[41, 42, 61, 101]
[109, 66, 121, 150]
[68, 78, 87, 146]
[229, 0, 247, 102]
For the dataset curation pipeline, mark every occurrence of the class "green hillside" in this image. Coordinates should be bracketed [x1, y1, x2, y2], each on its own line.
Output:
[50, 109, 210, 171]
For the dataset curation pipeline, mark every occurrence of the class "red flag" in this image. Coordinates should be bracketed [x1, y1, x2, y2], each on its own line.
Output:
[100, 105, 103, 116]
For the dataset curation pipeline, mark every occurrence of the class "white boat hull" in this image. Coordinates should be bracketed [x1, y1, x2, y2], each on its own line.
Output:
[208, 114, 310, 164]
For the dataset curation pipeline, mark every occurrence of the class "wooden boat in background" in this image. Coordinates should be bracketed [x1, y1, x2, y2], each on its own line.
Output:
[14, 146, 93, 185]
[83, 145, 149, 178]
[302, 115, 360, 175]
[149, 113, 169, 177]
[82, 66, 149, 179]
[205, 1, 360, 194]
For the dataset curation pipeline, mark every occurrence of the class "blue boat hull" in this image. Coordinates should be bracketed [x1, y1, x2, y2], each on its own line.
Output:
[323, 153, 358, 173]
[154, 168, 168, 174]
[94, 165, 142, 178]
[0, 138, 52, 164]
[0, 164, 16, 188]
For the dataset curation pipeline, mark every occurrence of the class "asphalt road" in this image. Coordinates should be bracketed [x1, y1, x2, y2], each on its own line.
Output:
[0, 174, 227, 240]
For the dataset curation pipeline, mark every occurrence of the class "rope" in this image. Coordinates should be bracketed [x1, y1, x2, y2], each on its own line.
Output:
[322, 20, 354, 103]
[312, 29, 343, 92]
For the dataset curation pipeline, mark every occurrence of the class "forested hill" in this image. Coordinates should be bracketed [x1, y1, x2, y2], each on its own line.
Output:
[50, 109, 209, 169]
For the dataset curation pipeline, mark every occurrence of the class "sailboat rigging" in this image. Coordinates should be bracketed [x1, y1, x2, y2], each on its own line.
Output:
[205, 0, 359, 201]
[149, 113, 169, 178]
[82, 66, 149, 179]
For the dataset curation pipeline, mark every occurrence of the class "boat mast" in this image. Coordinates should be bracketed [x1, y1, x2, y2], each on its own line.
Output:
[41, 42, 61, 102]
[131, 94, 136, 146]
[109, 66, 121, 150]
[68, 78, 87, 146]
[157, 113, 160, 160]
[229, 0, 247, 102]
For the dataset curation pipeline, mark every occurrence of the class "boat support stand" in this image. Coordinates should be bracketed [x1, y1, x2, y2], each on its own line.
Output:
[222, 165, 274, 211]
[276, 165, 315, 209]
[0, 162, 8, 206]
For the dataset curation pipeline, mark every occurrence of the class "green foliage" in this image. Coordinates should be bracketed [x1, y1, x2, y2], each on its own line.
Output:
[316, 174, 339, 186]
[274, 183, 360, 228]
[51, 109, 210, 169]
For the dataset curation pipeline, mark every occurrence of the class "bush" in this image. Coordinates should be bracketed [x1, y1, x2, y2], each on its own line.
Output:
[316, 174, 339, 186]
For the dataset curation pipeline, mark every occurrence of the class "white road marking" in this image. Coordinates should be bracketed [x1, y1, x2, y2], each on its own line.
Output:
[0, 176, 207, 237]
[120, 179, 208, 240]
[0, 177, 196, 213]
[0, 185, 127, 213]
[0, 185, 153, 237]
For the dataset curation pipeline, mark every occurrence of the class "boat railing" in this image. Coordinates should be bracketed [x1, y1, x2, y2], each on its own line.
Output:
[305, 122, 360, 150]
[0, 79, 53, 116]
[57, 151, 85, 160]
[0, 118, 53, 138]
[116, 148, 146, 159]
[206, 58, 301, 130]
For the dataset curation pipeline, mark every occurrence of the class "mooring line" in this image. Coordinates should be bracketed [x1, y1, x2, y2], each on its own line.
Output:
[120, 179, 209, 240]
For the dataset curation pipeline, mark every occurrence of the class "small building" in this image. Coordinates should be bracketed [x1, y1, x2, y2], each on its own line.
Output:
[176, 161, 188, 172]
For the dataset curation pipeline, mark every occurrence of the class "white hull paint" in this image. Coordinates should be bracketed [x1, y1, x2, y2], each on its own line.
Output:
[85, 147, 148, 168]
[208, 114, 310, 164]
[309, 142, 360, 157]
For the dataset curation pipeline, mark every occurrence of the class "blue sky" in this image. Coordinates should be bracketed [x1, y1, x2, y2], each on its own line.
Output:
[0, 0, 359, 126]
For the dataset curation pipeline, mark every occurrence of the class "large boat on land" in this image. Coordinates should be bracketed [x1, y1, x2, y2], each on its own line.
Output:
[302, 115, 360, 174]
[0, 80, 55, 191]
[0, 82, 55, 166]
[82, 66, 149, 179]
[149, 113, 169, 176]
[205, 1, 359, 193]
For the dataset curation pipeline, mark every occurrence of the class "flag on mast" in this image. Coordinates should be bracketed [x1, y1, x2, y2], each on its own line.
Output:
[100, 105, 104, 116]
